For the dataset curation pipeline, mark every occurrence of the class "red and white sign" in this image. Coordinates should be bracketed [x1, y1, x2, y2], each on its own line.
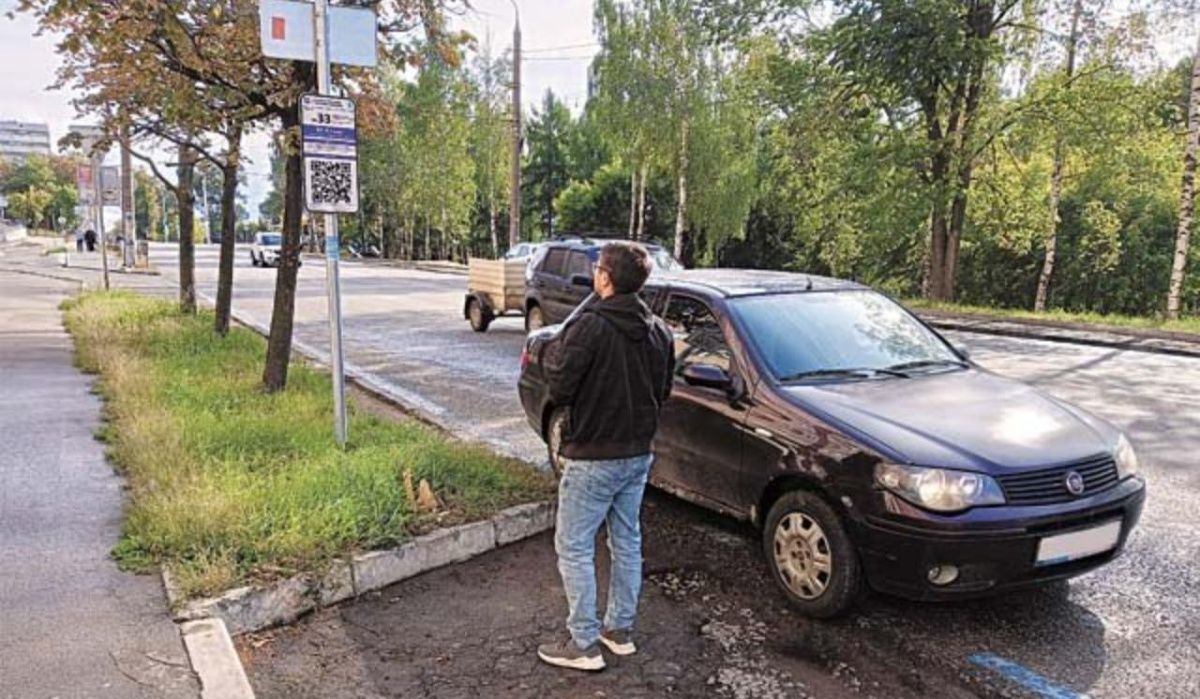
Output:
[258, 0, 377, 67]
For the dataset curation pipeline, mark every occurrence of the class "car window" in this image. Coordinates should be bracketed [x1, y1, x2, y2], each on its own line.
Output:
[565, 251, 592, 279]
[664, 295, 731, 372]
[541, 248, 568, 278]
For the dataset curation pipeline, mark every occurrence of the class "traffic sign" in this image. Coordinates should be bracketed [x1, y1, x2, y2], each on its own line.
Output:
[100, 166, 121, 206]
[259, 0, 377, 67]
[300, 95, 359, 214]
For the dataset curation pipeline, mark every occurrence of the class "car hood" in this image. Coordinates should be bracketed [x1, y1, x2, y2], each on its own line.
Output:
[260, 245, 282, 252]
[781, 369, 1118, 473]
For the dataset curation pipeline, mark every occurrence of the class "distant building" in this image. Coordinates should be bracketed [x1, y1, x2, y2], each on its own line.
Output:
[0, 120, 52, 165]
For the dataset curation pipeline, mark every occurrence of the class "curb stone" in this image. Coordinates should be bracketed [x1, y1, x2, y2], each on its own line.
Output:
[180, 618, 255, 699]
[169, 501, 556, 637]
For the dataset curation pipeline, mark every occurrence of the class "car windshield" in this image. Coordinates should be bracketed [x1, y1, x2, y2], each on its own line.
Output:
[731, 290, 962, 382]
[260, 234, 282, 246]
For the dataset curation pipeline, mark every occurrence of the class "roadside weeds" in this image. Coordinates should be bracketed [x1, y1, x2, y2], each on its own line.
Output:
[63, 291, 554, 602]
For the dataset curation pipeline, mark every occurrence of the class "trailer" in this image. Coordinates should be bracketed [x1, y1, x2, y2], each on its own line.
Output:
[463, 258, 527, 332]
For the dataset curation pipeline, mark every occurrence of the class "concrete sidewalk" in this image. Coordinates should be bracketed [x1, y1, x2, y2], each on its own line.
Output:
[0, 272, 197, 698]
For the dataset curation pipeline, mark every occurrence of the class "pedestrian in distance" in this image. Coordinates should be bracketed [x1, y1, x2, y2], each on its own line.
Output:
[74, 229, 83, 253]
[536, 242, 675, 672]
[84, 229, 96, 252]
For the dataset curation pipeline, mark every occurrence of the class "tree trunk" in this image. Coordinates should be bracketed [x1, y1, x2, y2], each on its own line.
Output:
[1167, 37, 1200, 320]
[628, 169, 637, 240]
[214, 125, 242, 336]
[636, 162, 648, 242]
[673, 118, 689, 263]
[262, 106, 305, 392]
[489, 201, 499, 257]
[1035, 0, 1084, 312]
[177, 145, 196, 314]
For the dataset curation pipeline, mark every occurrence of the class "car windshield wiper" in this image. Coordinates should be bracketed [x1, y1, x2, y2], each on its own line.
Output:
[884, 358, 968, 373]
[780, 367, 908, 383]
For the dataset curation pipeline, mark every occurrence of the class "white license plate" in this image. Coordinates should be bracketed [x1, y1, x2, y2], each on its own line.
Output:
[1035, 520, 1122, 567]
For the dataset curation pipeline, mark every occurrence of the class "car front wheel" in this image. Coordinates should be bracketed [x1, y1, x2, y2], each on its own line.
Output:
[763, 490, 860, 618]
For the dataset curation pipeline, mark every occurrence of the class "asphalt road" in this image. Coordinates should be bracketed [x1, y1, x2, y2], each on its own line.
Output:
[149, 244, 1200, 697]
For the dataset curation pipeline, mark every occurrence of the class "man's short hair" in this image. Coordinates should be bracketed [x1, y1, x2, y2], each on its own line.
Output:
[600, 242, 653, 294]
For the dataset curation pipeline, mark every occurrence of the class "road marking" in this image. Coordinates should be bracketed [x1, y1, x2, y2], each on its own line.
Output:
[969, 653, 1088, 699]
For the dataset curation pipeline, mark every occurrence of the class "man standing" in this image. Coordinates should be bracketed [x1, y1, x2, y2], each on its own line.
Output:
[536, 242, 675, 672]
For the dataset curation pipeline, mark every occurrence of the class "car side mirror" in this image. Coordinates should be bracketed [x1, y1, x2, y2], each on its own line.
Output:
[682, 364, 732, 391]
[570, 274, 593, 289]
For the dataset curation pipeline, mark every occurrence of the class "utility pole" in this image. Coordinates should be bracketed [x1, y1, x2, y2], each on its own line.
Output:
[120, 124, 135, 268]
[93, 153, 110, 290]
[200, 165, 212, 245]
[507, 0, 522, 249]
[314, 0, 348, 446]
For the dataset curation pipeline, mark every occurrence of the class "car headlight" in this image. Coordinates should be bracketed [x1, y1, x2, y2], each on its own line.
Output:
[875, 463, 1005, 513]
[1114, 433, 1139, 479]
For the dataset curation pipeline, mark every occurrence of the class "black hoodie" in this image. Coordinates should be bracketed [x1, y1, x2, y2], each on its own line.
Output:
[543, 293, 675, 460]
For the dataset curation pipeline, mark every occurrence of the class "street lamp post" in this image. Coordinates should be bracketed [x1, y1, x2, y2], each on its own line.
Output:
[507, 0, 522, 250]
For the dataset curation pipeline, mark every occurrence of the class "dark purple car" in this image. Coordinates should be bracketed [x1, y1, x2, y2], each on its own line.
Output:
[518, 269, 1145, 617]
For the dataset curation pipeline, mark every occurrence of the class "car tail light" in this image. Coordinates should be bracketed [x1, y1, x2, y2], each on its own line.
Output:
[520, 348, 531, 370]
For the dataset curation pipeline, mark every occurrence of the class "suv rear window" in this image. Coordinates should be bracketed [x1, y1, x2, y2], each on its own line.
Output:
[566, 251, 592, 279]
[541, 248, 568, 277]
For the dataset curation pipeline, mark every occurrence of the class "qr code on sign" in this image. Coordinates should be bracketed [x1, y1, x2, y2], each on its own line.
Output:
[309, 159, 353, 205]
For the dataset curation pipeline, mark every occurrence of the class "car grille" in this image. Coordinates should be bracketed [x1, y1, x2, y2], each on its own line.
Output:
[997, 455, 1120, 506]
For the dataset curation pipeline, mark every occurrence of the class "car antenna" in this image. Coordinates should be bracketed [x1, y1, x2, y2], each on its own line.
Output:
[805, 276, 814, 291]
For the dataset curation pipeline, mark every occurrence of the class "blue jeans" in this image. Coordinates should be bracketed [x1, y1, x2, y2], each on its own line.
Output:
[555, 453, 654, 650]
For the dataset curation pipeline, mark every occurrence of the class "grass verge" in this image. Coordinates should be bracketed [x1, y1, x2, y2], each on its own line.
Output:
[64, 291, 553, 599]
[905, 299, 1200, 337]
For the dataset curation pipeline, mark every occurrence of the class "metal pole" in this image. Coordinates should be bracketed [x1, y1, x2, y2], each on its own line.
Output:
[314, 0, 348, 446]
[507, 0, 521, 249]
[94, 155, 110, 290]
[200, 166, 211, 245]
[121, 125, 135, 268]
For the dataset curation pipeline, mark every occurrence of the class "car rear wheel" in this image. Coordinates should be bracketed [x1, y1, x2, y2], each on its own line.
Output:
[546, 407, 568, 478]
[250, 252, 260, 267]
[467, 298, 491, 332]
[526, 305, 545, 333]
[763, 490, 860, 618]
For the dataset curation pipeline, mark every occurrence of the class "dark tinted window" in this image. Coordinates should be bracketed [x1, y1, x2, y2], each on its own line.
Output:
[566, 251, 592, 279]
[541, 248, 568, 277]
[664, 296, 731, 372]
[731, 290, 958, 381]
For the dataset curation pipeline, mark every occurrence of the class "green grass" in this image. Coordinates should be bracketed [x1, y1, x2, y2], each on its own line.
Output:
[43, 245, 67, 255]
[64, 292, 553, 599]
[904, 299, 1200, 337]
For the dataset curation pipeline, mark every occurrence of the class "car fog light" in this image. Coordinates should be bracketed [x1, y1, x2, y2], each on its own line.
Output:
[928, 564, 959, 586]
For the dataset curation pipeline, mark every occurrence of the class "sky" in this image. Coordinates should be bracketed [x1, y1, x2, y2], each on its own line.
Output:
[0, 0, 598, 218]
[0, 0, 1193, 219]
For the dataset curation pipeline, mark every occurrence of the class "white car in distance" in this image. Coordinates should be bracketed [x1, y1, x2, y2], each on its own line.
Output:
[250, 232, 283, 267]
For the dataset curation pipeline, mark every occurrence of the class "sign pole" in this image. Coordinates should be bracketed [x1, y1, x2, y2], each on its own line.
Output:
[93, 154, 110, 291]
[314, 0, 348, 446]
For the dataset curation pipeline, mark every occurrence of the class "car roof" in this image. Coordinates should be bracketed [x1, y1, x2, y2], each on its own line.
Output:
[647, 269, 866, 298]
[543, 236, 665, 252]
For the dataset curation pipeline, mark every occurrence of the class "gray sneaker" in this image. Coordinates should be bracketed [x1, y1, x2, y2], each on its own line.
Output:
[537, 638, 606, 672]
[599, 628, 637, 656]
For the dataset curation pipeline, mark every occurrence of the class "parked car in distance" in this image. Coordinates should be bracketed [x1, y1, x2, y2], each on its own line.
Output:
[503, 242, 544, 261]
[523, 236, 683, 331]
[250, 232, 283, 267]
[518, 269, 1146, 617]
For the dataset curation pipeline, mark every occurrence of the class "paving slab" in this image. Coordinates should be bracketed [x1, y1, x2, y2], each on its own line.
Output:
[0, 271, 197, 698]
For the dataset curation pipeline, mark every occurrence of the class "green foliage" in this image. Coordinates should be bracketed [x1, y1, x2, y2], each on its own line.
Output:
[63, 292, 552, 598]
[524, 91, 576, 237]
[0, 154, 82, 230]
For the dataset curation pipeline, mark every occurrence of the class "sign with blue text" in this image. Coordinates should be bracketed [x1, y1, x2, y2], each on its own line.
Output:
[300, 94, 359, 214]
